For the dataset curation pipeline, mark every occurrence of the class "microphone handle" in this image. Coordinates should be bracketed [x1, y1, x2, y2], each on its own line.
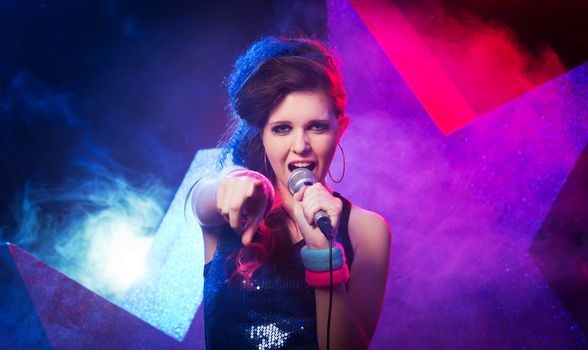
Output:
[314, 212, 333, 240]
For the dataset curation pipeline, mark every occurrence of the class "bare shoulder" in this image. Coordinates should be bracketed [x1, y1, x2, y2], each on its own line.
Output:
[347, 203, 391, 249]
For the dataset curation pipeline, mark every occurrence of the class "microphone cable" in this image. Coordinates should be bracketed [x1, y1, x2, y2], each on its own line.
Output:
[327, 230, 333, 350]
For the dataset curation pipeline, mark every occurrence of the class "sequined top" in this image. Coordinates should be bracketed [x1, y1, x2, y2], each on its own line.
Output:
[203, 193, 354, 350]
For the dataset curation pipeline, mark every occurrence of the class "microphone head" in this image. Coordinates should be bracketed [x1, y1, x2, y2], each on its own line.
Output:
[288, 168, 317, 195]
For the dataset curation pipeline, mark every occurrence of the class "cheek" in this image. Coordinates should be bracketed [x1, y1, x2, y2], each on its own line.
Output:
[266, 151, 282, 170]
[318, 135, 339, 158]
[262, 136, 287, 168]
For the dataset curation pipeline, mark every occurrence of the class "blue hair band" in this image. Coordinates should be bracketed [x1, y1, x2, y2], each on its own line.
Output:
[300, 243, 345, 272]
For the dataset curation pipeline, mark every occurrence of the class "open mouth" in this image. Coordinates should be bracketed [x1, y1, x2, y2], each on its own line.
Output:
[288, 161, 316, 172]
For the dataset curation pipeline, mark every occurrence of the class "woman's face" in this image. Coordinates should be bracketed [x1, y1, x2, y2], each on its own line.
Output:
[262, 91, 342, 194]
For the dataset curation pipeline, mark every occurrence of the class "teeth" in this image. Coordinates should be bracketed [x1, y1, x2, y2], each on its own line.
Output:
[289, 161, 315, 172]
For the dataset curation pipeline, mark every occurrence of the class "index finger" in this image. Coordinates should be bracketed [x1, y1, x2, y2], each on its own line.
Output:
[241, 208, 264, 246]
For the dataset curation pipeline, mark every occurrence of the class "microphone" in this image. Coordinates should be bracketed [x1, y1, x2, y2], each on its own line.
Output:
[287, 168, 333, 240]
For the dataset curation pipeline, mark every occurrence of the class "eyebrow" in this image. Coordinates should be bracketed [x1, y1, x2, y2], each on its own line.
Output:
[267, 119, 331, 126]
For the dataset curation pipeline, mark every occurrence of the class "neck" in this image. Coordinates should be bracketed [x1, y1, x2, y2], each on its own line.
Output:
[275, 182, 295, 221]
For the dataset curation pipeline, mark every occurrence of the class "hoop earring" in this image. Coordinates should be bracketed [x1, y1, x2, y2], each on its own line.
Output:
[328, 143, 346, 183]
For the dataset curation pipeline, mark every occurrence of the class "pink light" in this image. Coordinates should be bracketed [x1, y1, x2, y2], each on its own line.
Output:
[349, 0, 477, 135]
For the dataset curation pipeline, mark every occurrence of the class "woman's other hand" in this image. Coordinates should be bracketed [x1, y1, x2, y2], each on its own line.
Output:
[216, 174, 271, 246]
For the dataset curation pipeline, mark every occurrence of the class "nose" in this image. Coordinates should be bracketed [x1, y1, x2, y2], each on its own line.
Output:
[291, 130, 310, 154]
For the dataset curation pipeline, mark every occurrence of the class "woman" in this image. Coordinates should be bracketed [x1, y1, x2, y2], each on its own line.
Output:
[192, 36, 390, 349]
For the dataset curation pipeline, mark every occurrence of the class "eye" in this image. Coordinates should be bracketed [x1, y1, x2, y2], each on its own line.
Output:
[309, 122, 330, 133]
[271, 124, 292, 135]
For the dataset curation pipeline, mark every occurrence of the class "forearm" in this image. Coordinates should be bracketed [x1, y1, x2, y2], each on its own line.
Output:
[315, 285, 368, 350]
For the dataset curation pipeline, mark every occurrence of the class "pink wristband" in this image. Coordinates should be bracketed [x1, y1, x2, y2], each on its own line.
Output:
[224, 169, 275, 216]
[305, 264, 350, 288]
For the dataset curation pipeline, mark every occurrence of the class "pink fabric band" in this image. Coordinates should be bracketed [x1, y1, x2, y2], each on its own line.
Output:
[305, 263, 350, 288]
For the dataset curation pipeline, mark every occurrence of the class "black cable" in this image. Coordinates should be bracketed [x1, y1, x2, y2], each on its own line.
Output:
[327, 232, 333, 350]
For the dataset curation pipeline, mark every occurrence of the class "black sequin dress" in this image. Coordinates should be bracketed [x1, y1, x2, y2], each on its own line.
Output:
[203, 193, 354, 350]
